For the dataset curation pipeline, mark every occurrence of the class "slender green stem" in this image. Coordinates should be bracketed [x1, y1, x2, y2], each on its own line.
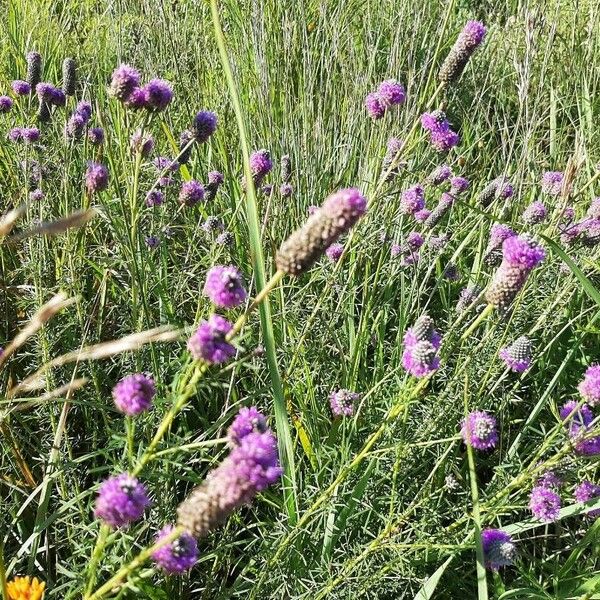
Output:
[461, 304, 494, 341]
[210, 0, 297, 523]
[83, 525, 110, 599]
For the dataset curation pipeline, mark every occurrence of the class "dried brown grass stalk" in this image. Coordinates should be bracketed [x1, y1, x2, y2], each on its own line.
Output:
[5, 208, 97, 243]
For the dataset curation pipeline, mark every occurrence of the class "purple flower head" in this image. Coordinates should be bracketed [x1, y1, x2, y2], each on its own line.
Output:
[85, 161, 109, 194]
[145, 235, 160, 249]
[280, 183, 293, 198]
[202, 216, 224, 233]
[325, 242, 344, 262]
[192, 110, 218, 143]
[88, 127, 105, 145]
[0, 96, 13, 113]
[365, 92, 385, 120]
[574, 480, 600, 517]
[529, 485, 561, 522]
[456, 285, 481, 313]
[414, 208, 431, 223]
[51, 88, 66, 107]
[559, 400, 593, 439]
[29, 189, 44, 202]
[203, 265, 247, 308]
[216, 231, 233, 246]
[260, 184, 273, 196]
[228, 407, 268, 446]
[130, 130, 154, 157]
[8, 128, 23, 142]
[179, 180, 205, 206]
[407, 231, 424, 250]
[402, 340, 440, 377]
[462, 20, 487, 45]
[11, 80, 31, 96]
[21, 127, 40, 143]
[76, 101, 92, 121]
[109, 64, 140, 101]
[112, 373, 156, 416]
[153, 156, 179, 173]
[541, 171, 566, 196]
[430, 128, 460, 152]
[125, 87, 146, 109]
[460, 411, 498, 450]
[188, 314, 236, 364]
[482, 529, 516, 570]
[521, 201, 547, 225]
[400, 185, 425, 215]
[537, 470, 562, 489]
[562, 206, 575, 223]
[450, 176, 470, 194]
[390, 243, 402, 257]
[208, 171, 224, 185]
[502, 235, 545, 270]
[576, 437, 600, 456]
[487, 223, 516, 253]
[65, 113, 86, 139]
[94, 473, 150, 528]
[426, 164, 452, 186]
[421, 110, 449, 133]
[578, 364, 600, 406]
[141, 78, 173, 111]
[377, 79, 405, 107]
[443, 263, 459, 281]
[499, 336, 533, 373]
[249, 149, 273, 181]
[145, 190, 164, 207]
[152, 525, 198, 574]
[329, 389, 361, 417]
[35, 82, 55, 102]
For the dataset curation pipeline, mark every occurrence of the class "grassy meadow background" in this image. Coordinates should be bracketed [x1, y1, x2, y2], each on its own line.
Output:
[1, 0, 600, 598]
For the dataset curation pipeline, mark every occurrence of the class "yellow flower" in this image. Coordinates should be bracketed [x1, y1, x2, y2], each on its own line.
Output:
[6, 576, 46, 600]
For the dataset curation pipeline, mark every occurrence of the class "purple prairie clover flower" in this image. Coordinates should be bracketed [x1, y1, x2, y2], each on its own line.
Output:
[109, 64, 140, 100]
[484, 223, 516, 263]
[130, 130, 154, 157]
[479, 176, 513, 208]
[280, 183, 293, 198]
[499, 336, 533, 373]
[62, 57, 77, 96]
[443, 263, 459, 281]
[537, 470, 562, 489]
[330, 389, 361, 418]
[145, 235, 160, 249]
[421, 110, 449, 133]
[560, 222, 583, 246]
[502, 234, 545, 270]
[88, 127, 105, 145]
[22, 127, 40, 143]
[216, 231, 234, 246]
[203, 216, 224, 233]
[94, 473, 150, 528]
[249, 149, 273, 184]
[460, 411, 498, 450]
[400, 185, 425, 215]
[426, 164, 452, 186]
[521, 201, 547, 225]
[205, 170, 224, 201]
[153, 156, 179, 173]
[26, 51, 42, 89]
[75, 101, 92, 121]
[578, 364, 600, 406]
[390, 243, 402, 257]
[450, 176, 470, 195]
[228, 407, 268, 446]
[587, 198, 600, 220]
[439, 20, 487, 84]
[203, 265, 247, 308]
[145, 190, 164, 207]
[482, 529, 517, 570]
[403, 316, 442, 354]
[456, 285, 482, 314]
[276, 188, 367, 276]
[325, 242, 344, 262]
[425, 192, 455, 228]
[177, 430, 282, 538]
[51, 88, 66, 107]
[407, 231, 424, 250]
[365, 92, 385, 119]
[192, 110, 218, 142]
[29, 189, 44, 202]
[152, 525, 198, 574]
[179, 180, 205, 206]
[562, 206, 575, 223]
[402, 340, 439, 377]
[261, 184, 273, 196]
[187, 314, 236, 364]
[414, 208, 431, 223]
[576, 437, 600, 456]
[0, 96, 13, 113]
[35, 82, 55, 102]
[112, 373, 156, 416]
[125, 87, 146, 110]
[65, 113, 86, 139]
[529, 485, 561, 522]
[401, 251, 420, 267]
[583, 218, 600, 247]
[85, 162, 109, 194]
[574, 480, 600, 517]
[377, 79, 405, 107]
[430, 128, 460, 152]
[11, 80, 31, 96]
[560, 400, 593, 437]
[429, 232, 451, 251]
[142, 79, 173, 111]
[541, 171, 568, 196]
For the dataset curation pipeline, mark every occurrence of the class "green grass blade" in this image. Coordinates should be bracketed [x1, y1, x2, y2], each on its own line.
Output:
[413, 557, 454, 600]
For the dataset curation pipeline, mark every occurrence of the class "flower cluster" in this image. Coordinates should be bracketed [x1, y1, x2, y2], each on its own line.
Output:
[541, 170, 570, 196]
[402, 315, 442, 377]
[521, 201, 547, 225]
[203, 265, 247, 308]
[151, 526, 198, 574]
[482, 529, 517, 570]
[329, 389, 361, 417]
[529, 485, 561, 522]
[478, 176, 513, 208]
[400, 185, 425, 215]
[108, 64, 172, 111]
[365, 79, 405, 119]
[421, 110, 460, 152]
[460, 411, 498, 450]
[578, 364, 600, 406]
[187, 314, 236, 364]
[499, 336, 533, 373]
[439, 21, 487, 84]
[559, 400, 599, 455]
[94, 473, 151, 528]
[112, 373, 156, 416]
